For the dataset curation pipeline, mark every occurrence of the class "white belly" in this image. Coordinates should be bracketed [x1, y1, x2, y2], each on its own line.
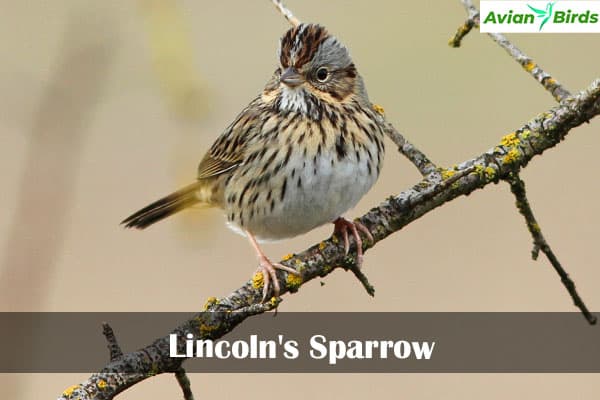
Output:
[241, 146, 379, 241]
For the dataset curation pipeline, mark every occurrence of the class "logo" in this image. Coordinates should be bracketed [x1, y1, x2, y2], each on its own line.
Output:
[527, 2, 555, 31]
[481, 1, 600, 33]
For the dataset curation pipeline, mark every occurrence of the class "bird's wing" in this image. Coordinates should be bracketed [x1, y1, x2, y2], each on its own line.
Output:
[527, 5, 547, 16]
[197, 99, 264, 180]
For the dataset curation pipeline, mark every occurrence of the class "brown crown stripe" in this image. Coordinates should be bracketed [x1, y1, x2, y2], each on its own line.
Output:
[280, 24, 330, 68]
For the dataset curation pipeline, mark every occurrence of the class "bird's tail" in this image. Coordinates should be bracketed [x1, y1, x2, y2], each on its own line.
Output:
[121, 182, 203, 229]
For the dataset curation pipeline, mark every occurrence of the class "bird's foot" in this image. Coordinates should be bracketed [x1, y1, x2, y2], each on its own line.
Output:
[332, 217, 374, 267]
[256, 255, 299, 302]
[246, 230, 299, 301]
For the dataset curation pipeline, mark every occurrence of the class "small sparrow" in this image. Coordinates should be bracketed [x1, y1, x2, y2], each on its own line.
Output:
[122, 23, 385, 300]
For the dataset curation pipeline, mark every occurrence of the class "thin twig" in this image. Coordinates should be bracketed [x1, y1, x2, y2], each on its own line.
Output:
[372, 105, 438, 176]
[348, 265, 375, 296]
[448, 0, 479, 47]
[175, 368, 195, 400]
[377, 113, 439, 177]
[271, 0, 300, 27]
[101, 322, 123, 361]
[450, 0, 572, 102]
[508, 174, 597, 325]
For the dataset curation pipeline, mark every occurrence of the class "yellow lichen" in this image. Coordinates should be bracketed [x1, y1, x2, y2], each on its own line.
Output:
[521, 129, 531, 139]
[524, 61, 536, 72]
[484, 167, 496, 180]
[500, 132, 520, 147]
[281, 253, 294, 261]
[318, 241, 327, 251]
[372, 104, 385, 116]
[473, 165, 496, 181]
[503, 148, 521, 164]
[62, 385, 79, 397]
[286, 273, 303, 289]
[546, 77, 556, 85]
[97, 380, 107, 390]
[331, 235, 339, 244]
[252, 272, 264, 289]
[269, 297, 278, 306]
[531, 222, 541, 233]
[200, 323, 218, 336]
[203, 296, 218, 310]
[441, 169, 456, 180]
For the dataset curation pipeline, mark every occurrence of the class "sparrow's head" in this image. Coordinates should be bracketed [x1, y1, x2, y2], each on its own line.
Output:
[267, 24, 365, 116]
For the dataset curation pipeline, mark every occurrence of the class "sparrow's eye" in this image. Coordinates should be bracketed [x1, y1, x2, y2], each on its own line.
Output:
[315, 67, 329, 82]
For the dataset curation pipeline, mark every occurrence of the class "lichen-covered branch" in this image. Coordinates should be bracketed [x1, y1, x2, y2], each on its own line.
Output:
[448, 0, 479, 47]
[450, 0, 572, 102]
[59, 76, 600, 400]
[507, 174, 597, 325]
[449, 0, 592, 324]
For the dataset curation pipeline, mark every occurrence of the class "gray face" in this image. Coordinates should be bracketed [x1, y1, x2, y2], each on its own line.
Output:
[275, 23, 362, 111]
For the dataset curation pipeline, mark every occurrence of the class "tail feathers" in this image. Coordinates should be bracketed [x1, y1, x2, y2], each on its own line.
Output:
[121, 182, 202, 229]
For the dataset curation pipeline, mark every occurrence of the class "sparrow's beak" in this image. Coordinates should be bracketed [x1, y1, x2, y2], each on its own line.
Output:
[280, 67, 304, 87]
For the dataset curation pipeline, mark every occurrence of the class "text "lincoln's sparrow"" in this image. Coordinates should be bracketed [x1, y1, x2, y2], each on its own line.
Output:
[122, 23, 385, 300]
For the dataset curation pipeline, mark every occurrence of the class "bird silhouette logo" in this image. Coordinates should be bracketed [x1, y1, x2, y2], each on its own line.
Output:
[528, 2, 555, 31]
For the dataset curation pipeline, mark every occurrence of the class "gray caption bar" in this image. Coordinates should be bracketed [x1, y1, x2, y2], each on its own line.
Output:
[0, 312, 598, 372]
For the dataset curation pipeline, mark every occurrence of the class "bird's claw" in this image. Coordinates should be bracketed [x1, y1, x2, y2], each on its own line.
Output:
[332, 217, 373, 267]
[257, 256, 300, 302]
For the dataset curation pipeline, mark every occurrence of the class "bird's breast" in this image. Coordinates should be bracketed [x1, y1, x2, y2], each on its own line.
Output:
[223, 113, 384, 241]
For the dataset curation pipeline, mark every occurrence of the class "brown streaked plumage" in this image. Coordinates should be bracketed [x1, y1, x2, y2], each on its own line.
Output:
[122, 23, 385, 301]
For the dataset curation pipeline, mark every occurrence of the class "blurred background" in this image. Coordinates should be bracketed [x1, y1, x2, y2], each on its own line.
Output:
[0, 0, 598, 398]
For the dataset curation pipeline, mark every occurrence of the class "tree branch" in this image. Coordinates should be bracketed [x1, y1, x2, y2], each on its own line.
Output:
[101, 323, 123, 361]
[449, 0, 571, 102]
[375, 109, 439, 177]
[507, 174, 597, 325]
[175, 368, 195, 400]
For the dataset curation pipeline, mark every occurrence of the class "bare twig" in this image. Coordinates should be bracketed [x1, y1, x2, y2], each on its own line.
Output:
[450, 0, 572, 102]
[175, 368, 195, 400]
[374, 109, 439, 176]
[507, 174, 597, 325]
[271, 0, 300, 27]
[102, 323, 123, 361]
